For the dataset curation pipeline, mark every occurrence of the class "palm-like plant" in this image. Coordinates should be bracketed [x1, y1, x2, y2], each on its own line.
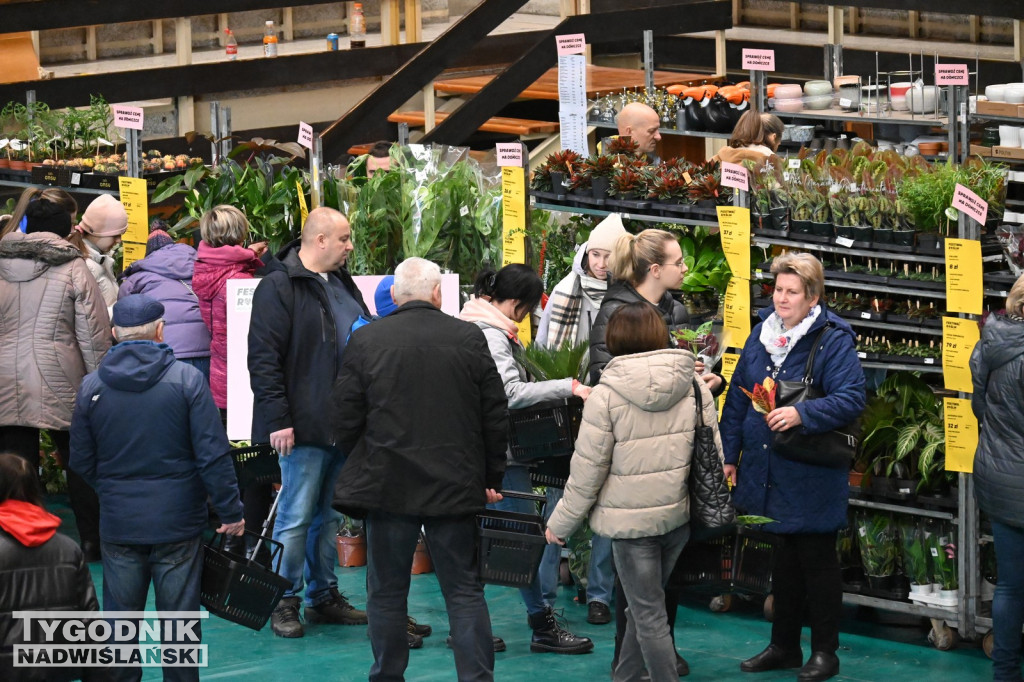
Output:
[519, 340, 589, 383]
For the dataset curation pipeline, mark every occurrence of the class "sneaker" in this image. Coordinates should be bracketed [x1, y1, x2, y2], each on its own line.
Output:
[304, 588, 368, 625]
[587, 601, 611, 625]
[446, 635, 506, 652]
[528, 607, 594, 655]
[408, 631, 423, 649]
[270, 597, 304, 638]
[408, 617, 432, 637]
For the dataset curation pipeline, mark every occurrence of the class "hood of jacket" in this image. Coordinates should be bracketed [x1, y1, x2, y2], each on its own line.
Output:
[571, 242, 588, 277]
[0, 499, 61, 546]
[0, 231, 82, 283]
[459, 296, 520, 337]
[192, 240, 263, 299]
[601, 349, 695, 412]
[716, 145, 774, 165]
[98, 341, 176, 392]
[604, 279, 676, 318]
[122, 242, 197, 280]
[978, 314, 1024, 373]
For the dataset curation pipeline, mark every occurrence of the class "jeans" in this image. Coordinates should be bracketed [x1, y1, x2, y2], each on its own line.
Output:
[540, 486, 614, 606]
[178, 356, 210, 381]
[272, 444, 346, 605]
[612, 524, 689, 682]
[366, 511, 494, 682]
[101, 536, 204, 682]
[489, 465, 546, 616]
[991, 520, 1024, 681]
[770, 532, 842, 654]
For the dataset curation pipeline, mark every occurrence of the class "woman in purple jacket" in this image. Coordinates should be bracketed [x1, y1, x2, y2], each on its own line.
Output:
[117, 222, 212, 377]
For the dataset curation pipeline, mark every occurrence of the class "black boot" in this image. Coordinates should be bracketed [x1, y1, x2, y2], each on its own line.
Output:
[270, 597, 304, 638]
[740, 644, 803, 672]
[528, 607, 593, 655]
[797, 652, 839, 681]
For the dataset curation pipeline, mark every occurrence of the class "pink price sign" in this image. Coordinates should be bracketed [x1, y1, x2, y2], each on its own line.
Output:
[741, 49, 775, 71]
[952, 183, 988, 225]
[556, 33, 586, 56]
[720, 161, 749, 191]
[298, 122, 313, 150]
[113, 105, 144, 131]
[495, 143, 523, 167]
[935, 64, 969, 86]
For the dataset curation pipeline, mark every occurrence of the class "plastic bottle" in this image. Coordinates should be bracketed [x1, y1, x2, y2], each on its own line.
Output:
[350, 3, 366, 49]
[225, 29, 237, 60]
[263, 20, 278, 58]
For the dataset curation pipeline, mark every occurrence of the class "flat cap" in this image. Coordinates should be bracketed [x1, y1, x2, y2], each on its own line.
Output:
[112, 294, 165, 328]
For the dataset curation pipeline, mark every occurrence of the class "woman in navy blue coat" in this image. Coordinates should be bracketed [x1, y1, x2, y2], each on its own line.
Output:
[720, 253, 865, 682]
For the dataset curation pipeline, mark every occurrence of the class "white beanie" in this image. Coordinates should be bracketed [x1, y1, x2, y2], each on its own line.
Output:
[586, 213, 627, 252]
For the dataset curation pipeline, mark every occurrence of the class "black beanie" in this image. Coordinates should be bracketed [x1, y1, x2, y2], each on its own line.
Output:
[25, 200, 72, 238]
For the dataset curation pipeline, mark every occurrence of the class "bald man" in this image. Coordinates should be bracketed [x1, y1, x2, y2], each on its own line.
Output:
[616, 102, 662, 159]
[248, 207, 373, 638]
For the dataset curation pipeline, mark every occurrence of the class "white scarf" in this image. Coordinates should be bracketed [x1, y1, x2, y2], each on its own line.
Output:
[759, 304, 822, 368]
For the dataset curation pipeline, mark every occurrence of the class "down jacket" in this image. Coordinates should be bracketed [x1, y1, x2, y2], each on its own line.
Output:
[192, 241, 263, 408]
[118, 243, 211, 360]
[547, 349, 718, 540]
[0, 500, 100, 682]
[720, 306, 866, 534]
[0, 232, 111, 430]
[971, 314, 1024, 528]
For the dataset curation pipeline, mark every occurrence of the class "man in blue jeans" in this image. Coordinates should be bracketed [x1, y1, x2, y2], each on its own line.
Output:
[248, 208, 372, 638]
[70, 294, 244, 682]
[332, 258, 509, 681]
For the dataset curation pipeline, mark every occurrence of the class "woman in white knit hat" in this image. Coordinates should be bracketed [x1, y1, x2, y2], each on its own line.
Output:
[67, 194, 129, 308]
[535, 212, 626, 627]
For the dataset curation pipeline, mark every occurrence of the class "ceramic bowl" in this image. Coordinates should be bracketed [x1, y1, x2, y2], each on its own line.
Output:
[791, 125, 815, 142]
[833, 75, 861, 89]
[804, 94, 834, 110]
[986, 84, 1007, 102]
[1006, 85, 1024, 104]
[774, 84, 803, 100]
[837, 85, 860, 109]
[804, 80, 833, 97]
[908, 85, 940, 113]
[890, 82, 913, 98]
[890, 95, 908, 111]
[773, 97, 804, 113]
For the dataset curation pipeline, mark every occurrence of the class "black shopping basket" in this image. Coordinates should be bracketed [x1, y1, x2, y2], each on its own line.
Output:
[477, 491, 547, 587]
[201, 530, 290, 631]
[508, 398, 584, 462]
[529, 457, 571, 489]
[229, 443, 281, 489]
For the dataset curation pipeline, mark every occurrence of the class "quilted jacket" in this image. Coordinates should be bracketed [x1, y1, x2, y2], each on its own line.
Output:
[0, 232, 110, 430]
[547, 348, 720, 540]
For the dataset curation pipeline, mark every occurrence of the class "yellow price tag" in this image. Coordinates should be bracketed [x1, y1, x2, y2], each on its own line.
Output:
[723, 276, 751, 349]
[121, 241, 146, 269]
[716, 352, 742, 418]
[945, 238, 982, 315]
[716, 206, 750, 278]
[942, 317, 980, 393]
[501, 166, 528, 342]
[296, 181, 309, 229]
[118, 177, 149, 244]
[943, 397, 978, 473]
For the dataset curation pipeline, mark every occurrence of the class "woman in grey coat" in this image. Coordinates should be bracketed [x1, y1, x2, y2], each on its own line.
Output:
[971, 274, 1024, 682]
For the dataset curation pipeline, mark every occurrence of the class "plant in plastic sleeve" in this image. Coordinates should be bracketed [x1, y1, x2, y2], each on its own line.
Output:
[738, 376, 776, 414]
[997, 225, 1024, 277]
[670, 320, 727, 375]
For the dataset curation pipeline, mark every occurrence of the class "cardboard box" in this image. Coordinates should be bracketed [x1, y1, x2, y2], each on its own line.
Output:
[976, 100, 1024, 118]
[969, 144, 993, 157]
[992, 146, 1024, 160]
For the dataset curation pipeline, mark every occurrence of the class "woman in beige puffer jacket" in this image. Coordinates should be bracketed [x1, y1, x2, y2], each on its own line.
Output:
[547, 302, 724, 682]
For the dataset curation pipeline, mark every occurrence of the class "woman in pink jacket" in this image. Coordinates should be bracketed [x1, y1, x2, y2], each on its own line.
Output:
[191, 205, 267, 412]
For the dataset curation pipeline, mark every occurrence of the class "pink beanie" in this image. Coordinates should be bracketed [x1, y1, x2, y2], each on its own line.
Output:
[78, 195, 128, 237]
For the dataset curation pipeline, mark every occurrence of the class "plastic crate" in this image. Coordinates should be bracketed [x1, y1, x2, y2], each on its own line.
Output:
[671, 532, 736, 589]
[508, 398, 584, 462]
[529, 457, 571, 488]
[732, 527, 778, 595]
[477, 492, 547, 587]
[201, 531, 290, 631]
[230, 444, 281, 489]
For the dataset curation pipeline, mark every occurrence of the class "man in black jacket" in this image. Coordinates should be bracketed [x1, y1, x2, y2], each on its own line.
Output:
[248, 207, 370, 638]
[333, 257, 509, 682]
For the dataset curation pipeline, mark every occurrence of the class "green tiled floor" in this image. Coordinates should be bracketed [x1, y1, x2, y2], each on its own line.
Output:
[53, 496, 994, 681]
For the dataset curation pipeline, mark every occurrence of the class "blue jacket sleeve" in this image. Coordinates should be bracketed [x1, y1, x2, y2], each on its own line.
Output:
[795, 330, 867, 434]
[247, 274, 294, 438]
[69, 378, 100, 488]
[187, 371, 243, 524]
[719, 340, 754, 466]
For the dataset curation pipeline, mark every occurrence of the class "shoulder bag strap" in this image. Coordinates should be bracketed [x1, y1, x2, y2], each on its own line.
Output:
[800, 322, 834, 384]
[691, 379, 705, 427]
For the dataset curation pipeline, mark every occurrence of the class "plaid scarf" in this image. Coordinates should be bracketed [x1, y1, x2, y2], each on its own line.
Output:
[545, 273, 606, 347]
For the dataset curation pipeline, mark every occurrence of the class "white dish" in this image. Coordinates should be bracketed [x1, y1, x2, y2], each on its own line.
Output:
[986, 84, 1008, 102]
[773, 97, 804, 113]
[804, 80, 833, 96]
[774, 84, 803, 100]
[890, 95, 908, 112]
[908, 85, 940, 114]
[804, 94, 834, 110]
[1005, 85, 1024, 104]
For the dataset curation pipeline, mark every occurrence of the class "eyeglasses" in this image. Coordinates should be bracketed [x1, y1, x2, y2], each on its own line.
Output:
[659, 260, 684, 268]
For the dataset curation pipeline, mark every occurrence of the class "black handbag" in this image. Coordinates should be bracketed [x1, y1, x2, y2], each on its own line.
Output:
[688, 379, 735, 541]
[772, 324, 860, 470]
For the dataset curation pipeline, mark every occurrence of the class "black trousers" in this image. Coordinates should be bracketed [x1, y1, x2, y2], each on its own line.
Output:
[0, 426, 100, 546]
[769, 532, 842, 654]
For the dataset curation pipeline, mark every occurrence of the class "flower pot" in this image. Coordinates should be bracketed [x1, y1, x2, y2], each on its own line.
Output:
[411, 539, 433, 575]
[336, 533, 367, 568]
[835, 224, 855, 239]
[591, 176, 611, 200]
[909, 582, 934, 596]
[893, 229, 916, 247]
[873, 227, 894, 244]
[848, 471, 864, 488]
[615, 190, 640, 201]
[549, 171, 566, 193]
[810, 221, 833, 238]
[916, 232, 943, 253]
[936, 588, 957, 606]
[769, 207, 789, 231]
[752, 212, 772, 231]
[852, 226, 873, 243]
[790, 219, 813, 235]
[0, 158, 9, 169]
[9, 160, 27, 171]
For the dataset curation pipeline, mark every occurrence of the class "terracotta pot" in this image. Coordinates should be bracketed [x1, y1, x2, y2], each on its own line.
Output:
[9, 160, 27, 171]
[0, 158, 10, 168]
[848, 471, 864, 488]
[336, 533, 367, 567]
[411, 539, 433, 575]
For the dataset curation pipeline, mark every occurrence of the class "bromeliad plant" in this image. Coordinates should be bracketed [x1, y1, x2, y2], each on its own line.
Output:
[519, 340, 589, 383]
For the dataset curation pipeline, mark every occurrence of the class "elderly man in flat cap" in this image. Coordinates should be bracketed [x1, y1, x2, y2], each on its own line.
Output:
[70, 293, 243, 682]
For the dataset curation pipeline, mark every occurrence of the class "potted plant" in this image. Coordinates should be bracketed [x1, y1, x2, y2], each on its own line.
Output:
[609, 164, 648, 201]
[336, 517, 366, 567]
[899, 517, 932, 597]
[855, 510, 900, 590]
[923, 519, 957, 604]
[789, 180, 813, 235]
[581, 153, 616, 200]
[539, 149, 583, 195]
[745, 158, 772, 231]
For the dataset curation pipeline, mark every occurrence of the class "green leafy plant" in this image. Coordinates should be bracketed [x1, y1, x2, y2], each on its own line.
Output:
[519, 339, 589, 383]
[899, 517, 930, 585]
[678, 227, 730, 295]
[925, 519, 957, 590]
[855, 511, 899, 578]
